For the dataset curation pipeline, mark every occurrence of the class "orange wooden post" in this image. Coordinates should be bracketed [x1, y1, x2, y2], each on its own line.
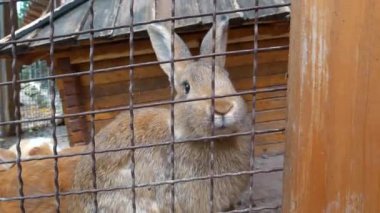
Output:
[283, 0, 380, 212]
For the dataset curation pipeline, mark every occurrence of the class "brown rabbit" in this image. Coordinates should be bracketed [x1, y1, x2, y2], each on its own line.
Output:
[0, 146, 84, 213]
[0, 137, 57, 171]
[69, 17, 251, 212]
[0, 148, 16, 171]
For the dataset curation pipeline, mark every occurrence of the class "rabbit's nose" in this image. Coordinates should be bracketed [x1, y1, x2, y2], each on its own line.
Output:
[214, 100, 233, 116]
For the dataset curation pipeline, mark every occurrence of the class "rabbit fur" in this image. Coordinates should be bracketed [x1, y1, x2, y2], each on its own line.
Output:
[0, 137, 57, 171]
[0, 146, 84, 213]
[69, 17, 251, 213]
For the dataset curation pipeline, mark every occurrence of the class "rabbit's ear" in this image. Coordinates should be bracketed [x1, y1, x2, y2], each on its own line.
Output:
[200, 16, 229, 67]
[147, 24, 192, 79]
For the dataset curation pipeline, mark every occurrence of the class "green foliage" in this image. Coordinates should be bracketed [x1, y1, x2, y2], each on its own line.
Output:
[17, 1, 30, 25]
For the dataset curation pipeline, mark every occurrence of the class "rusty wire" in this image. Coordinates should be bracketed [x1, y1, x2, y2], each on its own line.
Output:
[88, 0, 98, 211]
[129, 0, 137, 212]
[47, 0, 61, 211]
[0, 85, 287, 128]
[169, 0, 176, 212]
[0, 45, 289, 87]
[209, 0, 217, 212]
[0, 128, 285, 166]
[9, 0, 25, 212]
[0, 0, 289, 212]
[0, 3, 290, 47]
[0, 167, 284, 202]
[249, 0, 260, 211]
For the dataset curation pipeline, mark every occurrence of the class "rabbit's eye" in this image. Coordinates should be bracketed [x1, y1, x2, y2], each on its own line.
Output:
[182, 81, 190, 94]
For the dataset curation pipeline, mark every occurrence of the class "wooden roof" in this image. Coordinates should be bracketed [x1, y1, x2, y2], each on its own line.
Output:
[22, 0, 50, 26]
[0, 0, 290, 56]
[22, 0, 69, 26]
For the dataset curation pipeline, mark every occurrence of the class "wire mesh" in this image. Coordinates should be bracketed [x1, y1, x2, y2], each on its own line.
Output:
[19, 61, 63, 131]
[0, 0, 290, 212]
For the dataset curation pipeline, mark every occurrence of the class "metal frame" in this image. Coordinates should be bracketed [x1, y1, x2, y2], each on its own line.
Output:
[0, 0, 290, 212]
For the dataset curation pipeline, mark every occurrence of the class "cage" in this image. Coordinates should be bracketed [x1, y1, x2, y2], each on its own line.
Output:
[0, 0, 379, 212]
[2, 0, 290, 211]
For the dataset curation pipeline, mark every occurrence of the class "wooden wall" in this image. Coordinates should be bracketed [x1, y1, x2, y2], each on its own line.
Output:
[283, 0, 380, 211]
[56, 22, 290, 156]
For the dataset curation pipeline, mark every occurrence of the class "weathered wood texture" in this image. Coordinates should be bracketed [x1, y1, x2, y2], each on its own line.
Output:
[0, 0, 290, 56]
[56, 58, 89, 146]
[0, 3, 19, 136]
[56, 26, 289, 155]
[283, 0, 380, 212]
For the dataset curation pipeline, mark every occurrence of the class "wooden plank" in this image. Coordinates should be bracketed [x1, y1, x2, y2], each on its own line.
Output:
[78, 57, 288, 86]
[67, 28, 288, 64]
[255, 120, 286, 131]
[255, 90, 286, 100]
[0, 2, 290, 58]
[175, 0, 202, 27]
[77, 73, 286, 100]
[84, 93, 286, 113]
[84, 107, 286, 125]
[254, 142, 284, 156]
[255, 108, 286, 123]
[113, 0, 154, 36]
[283, 0, 380, 212]
[154, 0, 171, 22]
[99, 0, 121, 37]
[78, 0, 120, 39]
[75, 89, 287, 119]
[197, 0, 242, 24]
[233, 73, 287, 90]
[154, 0, 202, 28]
[236, 0, 290, 20]
[256, 131, 285, 144]
[246, 97, 287, 111]
[30, 1, 90, 47]
[56, 58, 88, 146]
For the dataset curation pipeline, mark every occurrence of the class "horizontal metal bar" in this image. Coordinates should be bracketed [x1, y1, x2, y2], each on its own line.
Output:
[0, 45, 289, 87]
[0, 85, 287, 126]
[0, 167, 283, 202]
[0, 3, 291, 46]
[0, 127, 285, 165]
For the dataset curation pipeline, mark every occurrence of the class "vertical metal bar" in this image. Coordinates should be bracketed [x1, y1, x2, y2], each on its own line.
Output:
[170, 0, 176, 212]
[209, 0, 216, 212]
[128, 0, 136, 212]
[88, 0, 98, 211]
[48, 0, 61, 212]
[249, 0, 259, 211]
[9, 0, 25, 212]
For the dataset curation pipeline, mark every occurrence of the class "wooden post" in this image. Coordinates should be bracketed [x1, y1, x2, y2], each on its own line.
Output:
[0, 1, 21, 136]
[283, 0, 380, 212]
[56, 58, 88, 146]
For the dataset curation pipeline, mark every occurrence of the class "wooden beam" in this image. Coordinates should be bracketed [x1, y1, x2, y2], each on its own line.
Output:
[0, 3, 22, 136]
[56, 58, 89, 146]
[283, 0, 380, 212]
[65, 25, 289, 64]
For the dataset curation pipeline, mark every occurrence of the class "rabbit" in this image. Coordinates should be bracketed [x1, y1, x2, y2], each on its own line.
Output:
[1, 137, 57, 171]
[0, 146, 85, 213]
[0, 148, 16, 171]
[68, 16, 251, 213]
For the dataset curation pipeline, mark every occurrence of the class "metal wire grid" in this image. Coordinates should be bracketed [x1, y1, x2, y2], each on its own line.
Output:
[0, 0, 290, 212]
[19, 62, 64, 131]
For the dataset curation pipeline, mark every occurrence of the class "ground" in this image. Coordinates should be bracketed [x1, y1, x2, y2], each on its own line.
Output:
[0, 126, 283, 212]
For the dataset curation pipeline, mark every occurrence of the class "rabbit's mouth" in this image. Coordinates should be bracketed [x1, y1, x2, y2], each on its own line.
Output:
[214, 115, 237, 133]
